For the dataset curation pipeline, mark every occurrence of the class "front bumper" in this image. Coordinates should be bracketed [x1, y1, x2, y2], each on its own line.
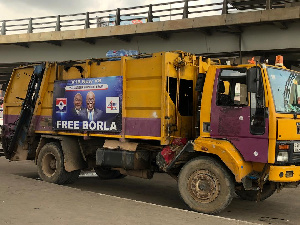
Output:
[269, 165, 300, 182]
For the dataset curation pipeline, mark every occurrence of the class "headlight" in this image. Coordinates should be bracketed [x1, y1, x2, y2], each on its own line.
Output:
[277, 151, 289, 162]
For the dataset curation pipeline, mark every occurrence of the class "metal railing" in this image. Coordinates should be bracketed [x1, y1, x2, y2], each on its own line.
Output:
[0, 0, 297, 35]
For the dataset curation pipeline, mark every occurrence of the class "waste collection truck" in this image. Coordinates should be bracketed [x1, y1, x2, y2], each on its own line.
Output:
[2, 51, 300, 214]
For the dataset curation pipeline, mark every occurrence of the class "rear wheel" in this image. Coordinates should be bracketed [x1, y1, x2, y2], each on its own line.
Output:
[37, 142, 80, 184]
[235, 182, 276, 201]
[178, 157, 234, 214]
[95, 167, 126, 179]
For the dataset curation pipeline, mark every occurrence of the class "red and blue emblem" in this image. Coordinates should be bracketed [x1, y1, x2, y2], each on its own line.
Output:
[56, 98, 67, 113]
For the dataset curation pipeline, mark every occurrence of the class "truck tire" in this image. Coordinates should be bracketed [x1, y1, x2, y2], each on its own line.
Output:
[37, 142, 80, 184]
[95, 167, 126, 180]
[178, 157, 234, 214]
[235, 182, 276, 201]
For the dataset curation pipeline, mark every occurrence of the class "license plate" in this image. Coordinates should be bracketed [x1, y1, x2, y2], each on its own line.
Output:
[294, 143, 300, 152]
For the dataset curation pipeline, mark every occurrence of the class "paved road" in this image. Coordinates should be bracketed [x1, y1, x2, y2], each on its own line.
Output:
[0, 156, 299, 224]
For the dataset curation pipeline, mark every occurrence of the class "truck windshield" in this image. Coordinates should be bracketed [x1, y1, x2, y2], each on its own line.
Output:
[267, 67, 300, 113]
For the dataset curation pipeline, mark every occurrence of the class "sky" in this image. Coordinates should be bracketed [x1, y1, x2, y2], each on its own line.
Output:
[0, 0, 189, 20]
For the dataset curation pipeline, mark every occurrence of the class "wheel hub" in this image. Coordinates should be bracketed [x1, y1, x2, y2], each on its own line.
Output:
[188, 169, 220, 203]
[42, 153, 57, 177]
[49, 159, 56, 170]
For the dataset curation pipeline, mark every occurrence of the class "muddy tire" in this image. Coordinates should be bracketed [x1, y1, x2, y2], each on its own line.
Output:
[178, 157, 234, 214]
[95, 167, 126, 180]
[235, 182, 276, 201]
[37, 142, 80, 184]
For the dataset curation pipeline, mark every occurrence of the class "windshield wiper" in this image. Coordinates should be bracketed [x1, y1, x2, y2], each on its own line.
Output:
[291, 111, 299, 119]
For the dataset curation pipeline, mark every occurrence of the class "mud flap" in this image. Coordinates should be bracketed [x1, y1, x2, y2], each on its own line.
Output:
[60, 137, 86, 172]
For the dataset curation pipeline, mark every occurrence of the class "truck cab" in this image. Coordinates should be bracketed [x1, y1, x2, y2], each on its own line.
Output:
[197, 62, 300, 181]
[177, 60, 300, 212]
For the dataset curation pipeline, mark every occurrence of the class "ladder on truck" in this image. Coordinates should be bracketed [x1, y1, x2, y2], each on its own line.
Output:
[3, 64, 45, 159]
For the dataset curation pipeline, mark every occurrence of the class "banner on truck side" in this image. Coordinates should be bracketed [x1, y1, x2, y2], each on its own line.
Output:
[52, 76, 123, 132]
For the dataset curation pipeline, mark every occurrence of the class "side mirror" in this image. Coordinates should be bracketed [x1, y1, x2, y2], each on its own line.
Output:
[247, 67, 260, 93]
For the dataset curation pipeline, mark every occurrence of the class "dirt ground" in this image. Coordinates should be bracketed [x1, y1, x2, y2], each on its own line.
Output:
[0, 155, 299, 225]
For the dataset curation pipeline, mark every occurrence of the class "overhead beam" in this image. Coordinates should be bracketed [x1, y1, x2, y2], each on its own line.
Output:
[0, 7, 298, 46]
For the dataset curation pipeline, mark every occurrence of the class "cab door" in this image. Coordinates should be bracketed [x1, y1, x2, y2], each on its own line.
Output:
[210, 68, 269, 163]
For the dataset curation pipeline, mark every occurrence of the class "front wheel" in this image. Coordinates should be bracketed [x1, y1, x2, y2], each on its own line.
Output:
[178, 157, 234, 214]
[37, 142, 80, 184]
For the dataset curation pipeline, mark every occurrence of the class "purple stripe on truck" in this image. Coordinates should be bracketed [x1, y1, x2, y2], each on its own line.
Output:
[34, 116, 162, 137]
[3, 114, 19, 125]
[34, 115, 53, 131]
[125, 118, 161, 137]
[3, 114, 161, 137]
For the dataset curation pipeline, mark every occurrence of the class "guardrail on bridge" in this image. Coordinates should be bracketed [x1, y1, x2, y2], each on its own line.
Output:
[0, 0, 297, 35]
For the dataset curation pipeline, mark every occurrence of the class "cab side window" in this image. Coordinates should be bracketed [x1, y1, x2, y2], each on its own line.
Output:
[217, 69, 248, 107]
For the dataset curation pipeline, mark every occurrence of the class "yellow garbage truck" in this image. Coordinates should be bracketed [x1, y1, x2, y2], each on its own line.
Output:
[2, 51, 300, 214]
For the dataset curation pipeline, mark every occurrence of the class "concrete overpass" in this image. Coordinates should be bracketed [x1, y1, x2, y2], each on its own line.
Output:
[0, 0, 299, 84]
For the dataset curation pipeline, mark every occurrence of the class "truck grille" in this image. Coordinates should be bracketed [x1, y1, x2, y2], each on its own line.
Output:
[292, 154, 300, 162]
